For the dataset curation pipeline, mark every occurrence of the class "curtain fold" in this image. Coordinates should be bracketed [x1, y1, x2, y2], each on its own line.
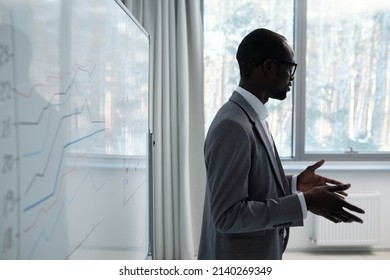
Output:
[123, 0, 205, 260]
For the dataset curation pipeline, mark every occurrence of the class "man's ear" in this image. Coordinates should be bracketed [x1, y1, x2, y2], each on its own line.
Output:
[262, 58, 273, 77]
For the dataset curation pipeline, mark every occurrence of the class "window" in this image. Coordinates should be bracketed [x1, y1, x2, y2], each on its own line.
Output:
[204, 0, 294, 157]
[305, 0, 390, 157]
[203, 0, 390, 160]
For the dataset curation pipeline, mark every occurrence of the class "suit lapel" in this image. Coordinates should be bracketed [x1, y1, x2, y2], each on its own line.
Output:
[230, 92, 287, 195]
[273, 144, 291, 195]
[253, 120, 286, 195]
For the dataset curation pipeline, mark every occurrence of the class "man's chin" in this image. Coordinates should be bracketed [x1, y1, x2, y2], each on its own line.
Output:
[271, 94, 287, 101]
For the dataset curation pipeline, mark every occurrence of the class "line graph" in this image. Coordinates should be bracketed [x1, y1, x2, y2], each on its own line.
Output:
[15, 60, 96, 99]
[22, 168, 105, 234]
[22, 128, 105, 212]
[24, 200, 67, 259]
[22, 99, 106, 195]
[14, 53, 102, 205]
[1, 0, 150, 260]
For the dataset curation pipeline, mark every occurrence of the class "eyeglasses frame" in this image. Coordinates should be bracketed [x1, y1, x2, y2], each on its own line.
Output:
[272, 59, 297, 76]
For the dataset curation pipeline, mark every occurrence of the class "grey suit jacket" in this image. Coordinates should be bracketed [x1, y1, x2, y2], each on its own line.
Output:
[198, 91, 304, 260]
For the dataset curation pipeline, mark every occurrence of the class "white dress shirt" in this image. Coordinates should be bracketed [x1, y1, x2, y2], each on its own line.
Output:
[235, 86, 308, 219]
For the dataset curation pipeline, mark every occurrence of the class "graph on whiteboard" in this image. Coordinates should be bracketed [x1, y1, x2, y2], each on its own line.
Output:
[0, 0, 149, 259]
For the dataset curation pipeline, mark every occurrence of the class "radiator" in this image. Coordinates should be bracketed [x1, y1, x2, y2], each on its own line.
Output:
[314, 192, 380, 246]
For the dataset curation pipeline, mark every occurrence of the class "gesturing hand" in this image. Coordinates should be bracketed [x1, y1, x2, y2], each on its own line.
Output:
[297, 159, 346, 195]
[304, 184, 365, 224]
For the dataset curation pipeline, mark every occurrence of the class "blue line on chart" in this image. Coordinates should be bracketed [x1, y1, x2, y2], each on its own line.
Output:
[21, 99, 104, 160]
[23, 169, 106, 234]
[25, 173, 105, 259]
[23, 128, 105, 213]
[25, 199, 67, 259]
[26, 191, 104, 260]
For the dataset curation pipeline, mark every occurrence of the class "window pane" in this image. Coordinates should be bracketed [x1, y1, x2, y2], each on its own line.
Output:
[306, 0, 390, 154]
[204, 0, 294, 158]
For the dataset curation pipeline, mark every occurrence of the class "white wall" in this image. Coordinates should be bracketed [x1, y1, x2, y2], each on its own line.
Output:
[283, 161, 390, 251]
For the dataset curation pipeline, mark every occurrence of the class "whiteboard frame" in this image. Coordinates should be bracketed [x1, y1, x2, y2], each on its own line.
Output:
[114, 0, 154, 260]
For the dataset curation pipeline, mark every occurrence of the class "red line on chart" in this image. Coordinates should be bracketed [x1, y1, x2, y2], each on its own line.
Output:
[23, 100, 105, 195]
[22, 154, 105, 234]
[23, 128, 105, 212]
[15, 60, 96, 98]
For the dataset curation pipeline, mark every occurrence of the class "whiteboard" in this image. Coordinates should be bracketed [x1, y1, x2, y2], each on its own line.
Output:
[0, 0, 151, 259]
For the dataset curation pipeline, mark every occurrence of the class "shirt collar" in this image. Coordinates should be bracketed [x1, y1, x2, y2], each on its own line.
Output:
[235, 86, 269, 121]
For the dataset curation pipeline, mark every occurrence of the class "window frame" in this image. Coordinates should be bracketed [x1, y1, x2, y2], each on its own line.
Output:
[201, 0, 390, 162]
[291, 0, 390, 162]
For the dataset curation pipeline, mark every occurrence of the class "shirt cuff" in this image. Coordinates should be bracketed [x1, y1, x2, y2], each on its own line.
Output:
[291, 175, 308, 220]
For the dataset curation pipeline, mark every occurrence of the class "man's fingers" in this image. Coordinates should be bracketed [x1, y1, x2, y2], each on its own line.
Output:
[327, 183, 351, 193]
[333, 190, 348, 197]
[334, 192, 346, 199]
[328, 185, 365, 214]
[337, 210, 359, 223]
[324, 177, 343, 185]
[307, 159, 325, 172]
[338, 209, 364, 223]
[341, 200, 366, 214]
[323, 214, 341, 224]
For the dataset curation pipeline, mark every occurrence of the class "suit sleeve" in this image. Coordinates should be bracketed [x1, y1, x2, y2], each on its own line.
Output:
[205, 119, 303, 234]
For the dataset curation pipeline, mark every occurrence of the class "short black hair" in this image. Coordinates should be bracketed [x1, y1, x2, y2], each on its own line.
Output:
[236, 28, 288, 79]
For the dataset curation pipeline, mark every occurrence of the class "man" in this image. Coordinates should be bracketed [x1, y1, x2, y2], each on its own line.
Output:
[197, 28, 365, 260]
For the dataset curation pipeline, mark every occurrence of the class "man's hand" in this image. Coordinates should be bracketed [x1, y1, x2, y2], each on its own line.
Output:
[297, 159, 346, 196]
[304, 184, 365, 223]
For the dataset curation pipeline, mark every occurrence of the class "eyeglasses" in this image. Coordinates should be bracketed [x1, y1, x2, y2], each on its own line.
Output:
[272, 59, 297, 76]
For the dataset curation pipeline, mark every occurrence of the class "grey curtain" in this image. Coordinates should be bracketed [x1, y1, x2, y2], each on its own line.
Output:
[123, 0, 206, 260]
